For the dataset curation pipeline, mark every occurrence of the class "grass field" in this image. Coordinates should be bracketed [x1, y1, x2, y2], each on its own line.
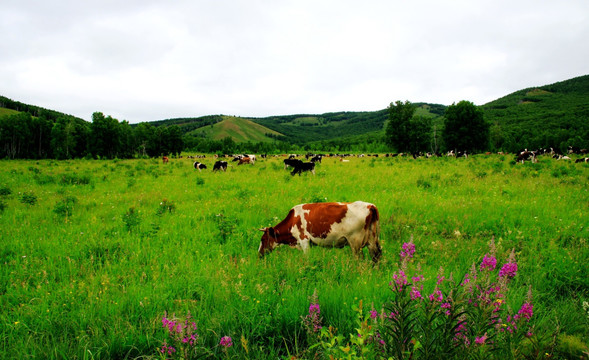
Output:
[1, 155, 588, 359]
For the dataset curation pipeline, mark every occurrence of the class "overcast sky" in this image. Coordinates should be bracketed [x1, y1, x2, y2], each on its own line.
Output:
[2, 0, 588, 123]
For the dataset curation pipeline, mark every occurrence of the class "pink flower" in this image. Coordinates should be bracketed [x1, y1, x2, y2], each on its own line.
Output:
[518, 302, 533, 321]
[499, 262, 518, 278]
[400, 242, 415, 259]
[220, 336, 233, 348]
[390, 270, 408, 291]
[479, 254, 497, 271]
[429, 288, 443, 302]
[475, 333, 488, 345]
[410, 286, 422, 300]
[370, 310, 379, 319]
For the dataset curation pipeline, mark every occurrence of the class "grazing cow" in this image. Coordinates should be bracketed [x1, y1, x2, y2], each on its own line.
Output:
[213, 161, 228, 172]
[193, 162, 207, 171]
[238, 156, 253, 165]
[575, 157, 588, 163]
[162, 156, 169, 164]
[340, 158, 350, 162]
[516, 151, 536, 164]
[258, 201, 382, 262]
[310, 155, 322, 163]
[291, 161, 315, 176]
[284, 158, 303, 170]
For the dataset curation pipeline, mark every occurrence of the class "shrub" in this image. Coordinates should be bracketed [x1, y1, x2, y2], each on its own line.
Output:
[0, 185, 11, 196]
[53, 196, 78, 218]
[19, 191, 37, 205]
[123, 206, 141, 232]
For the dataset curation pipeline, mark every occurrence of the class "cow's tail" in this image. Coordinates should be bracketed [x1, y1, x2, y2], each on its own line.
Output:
[366, 204, 382, 263]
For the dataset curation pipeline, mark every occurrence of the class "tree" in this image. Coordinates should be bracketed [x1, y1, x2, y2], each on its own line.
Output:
[385, 100, 415, 152]
[443, 101, 490, 153]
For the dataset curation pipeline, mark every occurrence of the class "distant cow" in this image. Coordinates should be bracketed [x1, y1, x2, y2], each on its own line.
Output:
[575, 158, 588, 163]
[310, 155, 322, 163]
[162, 156, 169, 164]
[258, 201, 382, 262]
[516, 151, 536, 164]
[291, 161, 315, 176]
[284, 158, 303, 170]
[213, 161, 228, 172]
[193, 162, 207, 171]
[238, 157, 253, 165]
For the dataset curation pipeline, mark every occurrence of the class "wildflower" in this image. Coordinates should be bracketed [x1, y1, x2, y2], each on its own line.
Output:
[400, 241, 415, 259]
[518, 302, 533, 321]
[479, 253, 497, 271]
[441, 302, 451, 316]
[390, 270, 408, 291]
[498, 262, 518, 279]
[220, 336, 233, 348]
[410, 286, 422, 300]
[429, 288, 443, 302]
[370, 309, 379, 320]
[309, 303, 320, 314]
[475, 333, 488, 345]
[499, 249, 518, 279]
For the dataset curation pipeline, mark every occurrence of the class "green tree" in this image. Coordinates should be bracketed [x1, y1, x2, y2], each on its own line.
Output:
[89, 112, 121, 158]
[443, 100, 490, 153]
[50, 116, 77, 159]
[385, 100, 415, 152]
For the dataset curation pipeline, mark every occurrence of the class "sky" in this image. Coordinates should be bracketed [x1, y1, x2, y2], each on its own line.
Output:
[1, 0, 588, 123]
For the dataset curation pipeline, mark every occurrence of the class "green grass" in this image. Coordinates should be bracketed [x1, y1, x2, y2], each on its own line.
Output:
[1, 155, 588, 359]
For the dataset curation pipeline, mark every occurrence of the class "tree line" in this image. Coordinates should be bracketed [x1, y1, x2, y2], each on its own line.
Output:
[0, 111, 184, 159]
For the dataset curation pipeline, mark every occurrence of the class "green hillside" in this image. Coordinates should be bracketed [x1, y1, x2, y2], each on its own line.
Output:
[189, 116, 283, 143]
[2, 74, 588, 154]
[482, 74, 589, 151]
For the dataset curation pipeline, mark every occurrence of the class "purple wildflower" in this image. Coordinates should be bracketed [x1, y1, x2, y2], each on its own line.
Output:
[498, 262, 518, 279]
[429, 288, 443, 302]
[518, 302, 533, 321]
[370, 309, 379, 320]
[400, 241, 415, 259]
[390, 270, 408, 291]
[475, 333, 488, 345]
[410, 286, 422, 300]
[479, 253, 497, 271]
[220, 336, 233, 348]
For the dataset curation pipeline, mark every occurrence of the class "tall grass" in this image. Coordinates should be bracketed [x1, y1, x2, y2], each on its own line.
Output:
[0, 156, 587, 359]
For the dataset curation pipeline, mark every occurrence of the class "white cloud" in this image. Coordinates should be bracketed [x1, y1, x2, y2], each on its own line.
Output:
[1, 0, 588, 122]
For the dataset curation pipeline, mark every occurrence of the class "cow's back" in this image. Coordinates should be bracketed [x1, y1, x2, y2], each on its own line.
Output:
[295, 201, 376, 247]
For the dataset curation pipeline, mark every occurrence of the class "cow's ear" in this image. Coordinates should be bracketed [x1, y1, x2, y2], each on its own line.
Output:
[259, 227, 267, 232]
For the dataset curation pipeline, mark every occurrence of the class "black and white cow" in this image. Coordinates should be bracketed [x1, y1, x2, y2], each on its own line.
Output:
[213, 161, 228, 172]
[291, 161, 315, 176]
[284, 158, 303, 170]
[193, 162, 207, 171]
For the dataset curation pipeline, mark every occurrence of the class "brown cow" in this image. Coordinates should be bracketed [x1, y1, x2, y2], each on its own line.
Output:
[259, 201, 382, 262]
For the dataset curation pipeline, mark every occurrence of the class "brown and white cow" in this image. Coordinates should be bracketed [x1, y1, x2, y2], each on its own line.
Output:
[258, 201, 382, 262]
[162, 156, 169, 164]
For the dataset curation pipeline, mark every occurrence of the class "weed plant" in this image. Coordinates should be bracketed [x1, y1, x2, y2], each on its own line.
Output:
[0, 156, 587, 359]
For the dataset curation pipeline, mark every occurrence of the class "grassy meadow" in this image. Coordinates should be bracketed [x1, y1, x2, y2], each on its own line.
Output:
[1, 155, 588, 359]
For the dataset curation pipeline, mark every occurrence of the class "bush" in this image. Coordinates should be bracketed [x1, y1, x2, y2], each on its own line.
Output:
[19, 192, 37, 205]
[53, 196, 78, 218]
[123, 207, 141, 232]
[0, 185, 11, 196]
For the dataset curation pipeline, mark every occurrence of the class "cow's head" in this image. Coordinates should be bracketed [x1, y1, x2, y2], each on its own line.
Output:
[258, 227, 278, 257]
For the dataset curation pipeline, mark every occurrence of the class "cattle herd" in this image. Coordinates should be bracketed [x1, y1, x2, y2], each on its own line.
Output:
[161, 148, 586, 262]
[165, 146, 589, 170]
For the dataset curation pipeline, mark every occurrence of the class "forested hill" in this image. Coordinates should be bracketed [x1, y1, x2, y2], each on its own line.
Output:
[482, 74, 589, 152]
[1, 74, 587, 155]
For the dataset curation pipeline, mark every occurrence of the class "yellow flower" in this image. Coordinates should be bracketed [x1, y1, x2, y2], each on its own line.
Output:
[14, 321, 19, 325]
